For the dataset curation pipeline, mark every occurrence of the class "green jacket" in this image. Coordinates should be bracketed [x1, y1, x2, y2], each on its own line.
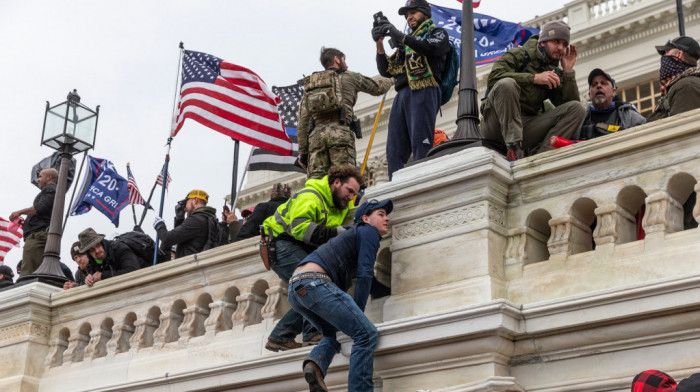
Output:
[262, 175, 353, 247]
[486, 35, 580, 116]
[297, 70, 392, 156]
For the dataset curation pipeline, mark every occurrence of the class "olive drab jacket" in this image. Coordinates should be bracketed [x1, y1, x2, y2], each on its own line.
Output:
[486, 34, 580, 116]
[262, 176, 352, 249]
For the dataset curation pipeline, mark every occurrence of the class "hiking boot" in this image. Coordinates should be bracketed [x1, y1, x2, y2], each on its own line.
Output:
[265, 339, 302, 352]
[303, 361, 328, 392]
[506, 142, 524, 162]
[302, 334, 322, 346]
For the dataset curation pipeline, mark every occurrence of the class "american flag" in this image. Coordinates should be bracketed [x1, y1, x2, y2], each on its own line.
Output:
[457, 0, 481, 7]
[172, 50, 293, 156]
[155, 165, 172, 190]
[248, 83, 305, 173]
[0, 217, 23, 263]
[126, 164, 149, 206]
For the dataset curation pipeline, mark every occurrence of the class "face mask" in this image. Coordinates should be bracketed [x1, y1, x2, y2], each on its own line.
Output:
[660, 55, 692, 80]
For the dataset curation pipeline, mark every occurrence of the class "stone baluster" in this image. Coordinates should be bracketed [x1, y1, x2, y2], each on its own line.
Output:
[153, 311, 184, 348]
[592, 203, 637, 245]
[232, 293, 266, 328]
[642, 191, 683, 235]
[62, 332, 91, 364]
[695, 184, 700, 224]
[178, 304, 210, 342]
[204, 300, 236, 335]
[129, 317, 160, 351]
[106, 323, 135, 357]
[261, 286, 289, 321]
[505, 228, 526, 266]
[84, 326, 112, 360]
[45, 335, 69, 368]
[548, 215, 593, 257]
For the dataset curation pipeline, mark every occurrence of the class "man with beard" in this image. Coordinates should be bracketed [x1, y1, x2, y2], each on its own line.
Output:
[9, 168, 58, 276]
[261, 165, 362, 352]
[373, 0, 451, 180]
[576, 68, 646, 140]
[649, 36, 700, 121]
[481, 20, 586, 161]
[77, 228, 140, 287]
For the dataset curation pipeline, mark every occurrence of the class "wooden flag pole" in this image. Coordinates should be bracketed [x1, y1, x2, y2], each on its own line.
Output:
[354, 92, 387, 204]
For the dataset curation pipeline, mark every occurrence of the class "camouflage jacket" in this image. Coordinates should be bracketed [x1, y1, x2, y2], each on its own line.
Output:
[297, 70, 392, 156]
[486, 35, 580, 116]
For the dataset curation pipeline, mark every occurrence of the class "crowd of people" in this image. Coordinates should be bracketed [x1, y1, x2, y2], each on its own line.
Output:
[3, 0, 700, 390]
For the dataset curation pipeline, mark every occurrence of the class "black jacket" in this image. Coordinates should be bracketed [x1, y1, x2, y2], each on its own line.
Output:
[0, 278, 14, 289]
[234, 197, 288, 241]
[157, 206, 218, 258]
[23, 184, 56, 236]
[86, 239, 140, 279]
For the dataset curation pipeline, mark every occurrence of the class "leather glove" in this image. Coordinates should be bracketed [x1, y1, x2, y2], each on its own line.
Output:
[382, 23, 404, 43]
[297, 153, 308, 170]
[371, 25, 385, 42]
[153, 216, 165, 230]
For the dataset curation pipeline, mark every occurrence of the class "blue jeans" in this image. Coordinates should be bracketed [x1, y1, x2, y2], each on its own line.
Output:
[386, 86, 440, 180]
[268, 239, 319, 343]
[288, 275, 378, 392]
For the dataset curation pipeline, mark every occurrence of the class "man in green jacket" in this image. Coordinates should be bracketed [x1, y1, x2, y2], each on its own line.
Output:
[262, 165, 363, 352]
[481, 20, 585, 161]
[297, 47, 393, 180]
[649, 36, 700, 121]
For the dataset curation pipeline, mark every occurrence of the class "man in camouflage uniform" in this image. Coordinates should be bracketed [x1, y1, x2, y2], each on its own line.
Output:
[297, 47, 393, 179]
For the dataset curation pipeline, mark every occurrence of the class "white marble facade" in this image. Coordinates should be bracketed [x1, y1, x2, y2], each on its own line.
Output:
[2, 1, 700, 391]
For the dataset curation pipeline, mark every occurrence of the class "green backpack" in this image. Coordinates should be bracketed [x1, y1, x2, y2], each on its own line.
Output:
[303, 70, 343, 116]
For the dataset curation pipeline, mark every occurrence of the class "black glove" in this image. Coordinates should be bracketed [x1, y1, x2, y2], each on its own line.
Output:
[297, 154, 308, 170]
[174, 200, 186, 226]
[382, 22, 404, 43]
[371, 25, 385, 42]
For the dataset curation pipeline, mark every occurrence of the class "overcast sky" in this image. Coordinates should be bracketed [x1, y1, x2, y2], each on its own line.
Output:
[0, 0, 566, 276]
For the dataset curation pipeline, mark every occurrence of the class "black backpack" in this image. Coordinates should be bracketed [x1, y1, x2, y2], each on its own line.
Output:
[202, 216, 229, 251]
[439, 41, 460, 106]
[114, 231, 167, 268]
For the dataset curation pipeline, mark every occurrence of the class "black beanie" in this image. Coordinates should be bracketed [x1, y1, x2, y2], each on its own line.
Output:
[398, 0, 432, 18]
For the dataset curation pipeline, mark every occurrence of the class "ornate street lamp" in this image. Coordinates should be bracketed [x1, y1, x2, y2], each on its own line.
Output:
[18, 90, 99, 286]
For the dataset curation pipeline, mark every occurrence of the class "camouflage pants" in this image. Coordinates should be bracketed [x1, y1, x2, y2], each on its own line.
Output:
[307, 124, 356, 179]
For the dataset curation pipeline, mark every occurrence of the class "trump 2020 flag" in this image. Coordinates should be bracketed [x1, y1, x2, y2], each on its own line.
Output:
[172, 50, 293, 155]
[70, 156, 130, 227]
[248, 83, 305, 173]
[430, 3, 539, 65]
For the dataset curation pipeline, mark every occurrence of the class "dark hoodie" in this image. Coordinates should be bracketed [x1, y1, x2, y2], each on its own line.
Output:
[156, 206, 218, 258]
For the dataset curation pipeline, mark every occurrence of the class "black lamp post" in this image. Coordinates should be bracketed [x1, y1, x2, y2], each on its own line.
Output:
[18, 90, 99, 287]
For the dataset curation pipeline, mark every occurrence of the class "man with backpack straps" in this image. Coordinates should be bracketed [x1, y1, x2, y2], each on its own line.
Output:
[373, 0, 451, 180]
[77, 228, 141, 287]
[261, 165, 363, 352]
[153, 189, 222, 259]
[297, 47, 392, 180]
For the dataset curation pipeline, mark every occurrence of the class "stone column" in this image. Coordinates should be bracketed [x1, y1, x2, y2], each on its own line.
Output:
[63, 332, 91, 364]
[153, 311, 184, 348]
[232, 293, 267, 328]
[106, 322, 135, 357]
[643, 191, 684, 235]
[548, 215, 592, 256]
[593, 203, 636, 245]
[178, 304, 210, 343]
[204, 300, 236, 335]
[129, 317, 160, 351]
[84, 325, 113, 360]
[260, 286, 290, 321]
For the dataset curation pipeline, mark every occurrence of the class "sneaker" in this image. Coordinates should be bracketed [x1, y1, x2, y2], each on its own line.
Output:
[506, 142, 524, 162]
[265, 339, 302, 352]
[303, 361, 328, 392]
[302, 334, 322, 346]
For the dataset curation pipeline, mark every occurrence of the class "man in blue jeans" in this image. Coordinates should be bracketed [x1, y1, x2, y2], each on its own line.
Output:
[262, 165, 363, 351]
[288, 199, 392, 392]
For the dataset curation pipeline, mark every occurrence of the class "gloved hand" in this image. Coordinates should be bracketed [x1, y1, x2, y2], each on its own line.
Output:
[153, 216, 165, 230]
[174, 200, 186, 220]
[297, 154, 308, 170]
[382, 22, 404, 43]
[371, 25, 385, 42]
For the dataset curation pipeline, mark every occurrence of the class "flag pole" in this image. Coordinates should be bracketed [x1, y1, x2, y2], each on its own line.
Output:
[230, 139, 239, 209]
[676, 0, 686, 36]
[153, 42, 185, 265]
[137, 180, 158, 227]
[232, 147, 254, 211]
[127, 162, 138, 227]
[61, 151, 88, 232]
[360, 92, 387, 176]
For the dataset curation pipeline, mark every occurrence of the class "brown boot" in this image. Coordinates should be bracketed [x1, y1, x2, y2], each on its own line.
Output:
[265, 339, 302, 352]
[303, 361, 328, 392]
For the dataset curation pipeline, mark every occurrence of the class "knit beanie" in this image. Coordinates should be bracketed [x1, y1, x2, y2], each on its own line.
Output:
[631, 370, 677, 392]
[538, 20, 571, 44]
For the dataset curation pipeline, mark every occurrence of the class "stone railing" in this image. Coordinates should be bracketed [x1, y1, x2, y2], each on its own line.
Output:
[525, 0, 651, 29]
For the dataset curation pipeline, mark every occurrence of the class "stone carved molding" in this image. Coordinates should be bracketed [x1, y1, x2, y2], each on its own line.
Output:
[178, 305, 210, 342]
[204, 300, 236, 335]
[643, 191, 684, 235]
[505, 228, 526, 265]
[367, 155, 389, 186]
[0, 322, 50, 342]
[261, 286, 289, 320]
[129, 318, 160, 351]
[394, 203, 505, 241]
[153, 311, 184, 348]
[106, 323, 135, 357]
[232, 293, 266, 328]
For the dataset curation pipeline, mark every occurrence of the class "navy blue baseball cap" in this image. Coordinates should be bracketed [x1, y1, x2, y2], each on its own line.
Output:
[354, 199, 393, 223]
